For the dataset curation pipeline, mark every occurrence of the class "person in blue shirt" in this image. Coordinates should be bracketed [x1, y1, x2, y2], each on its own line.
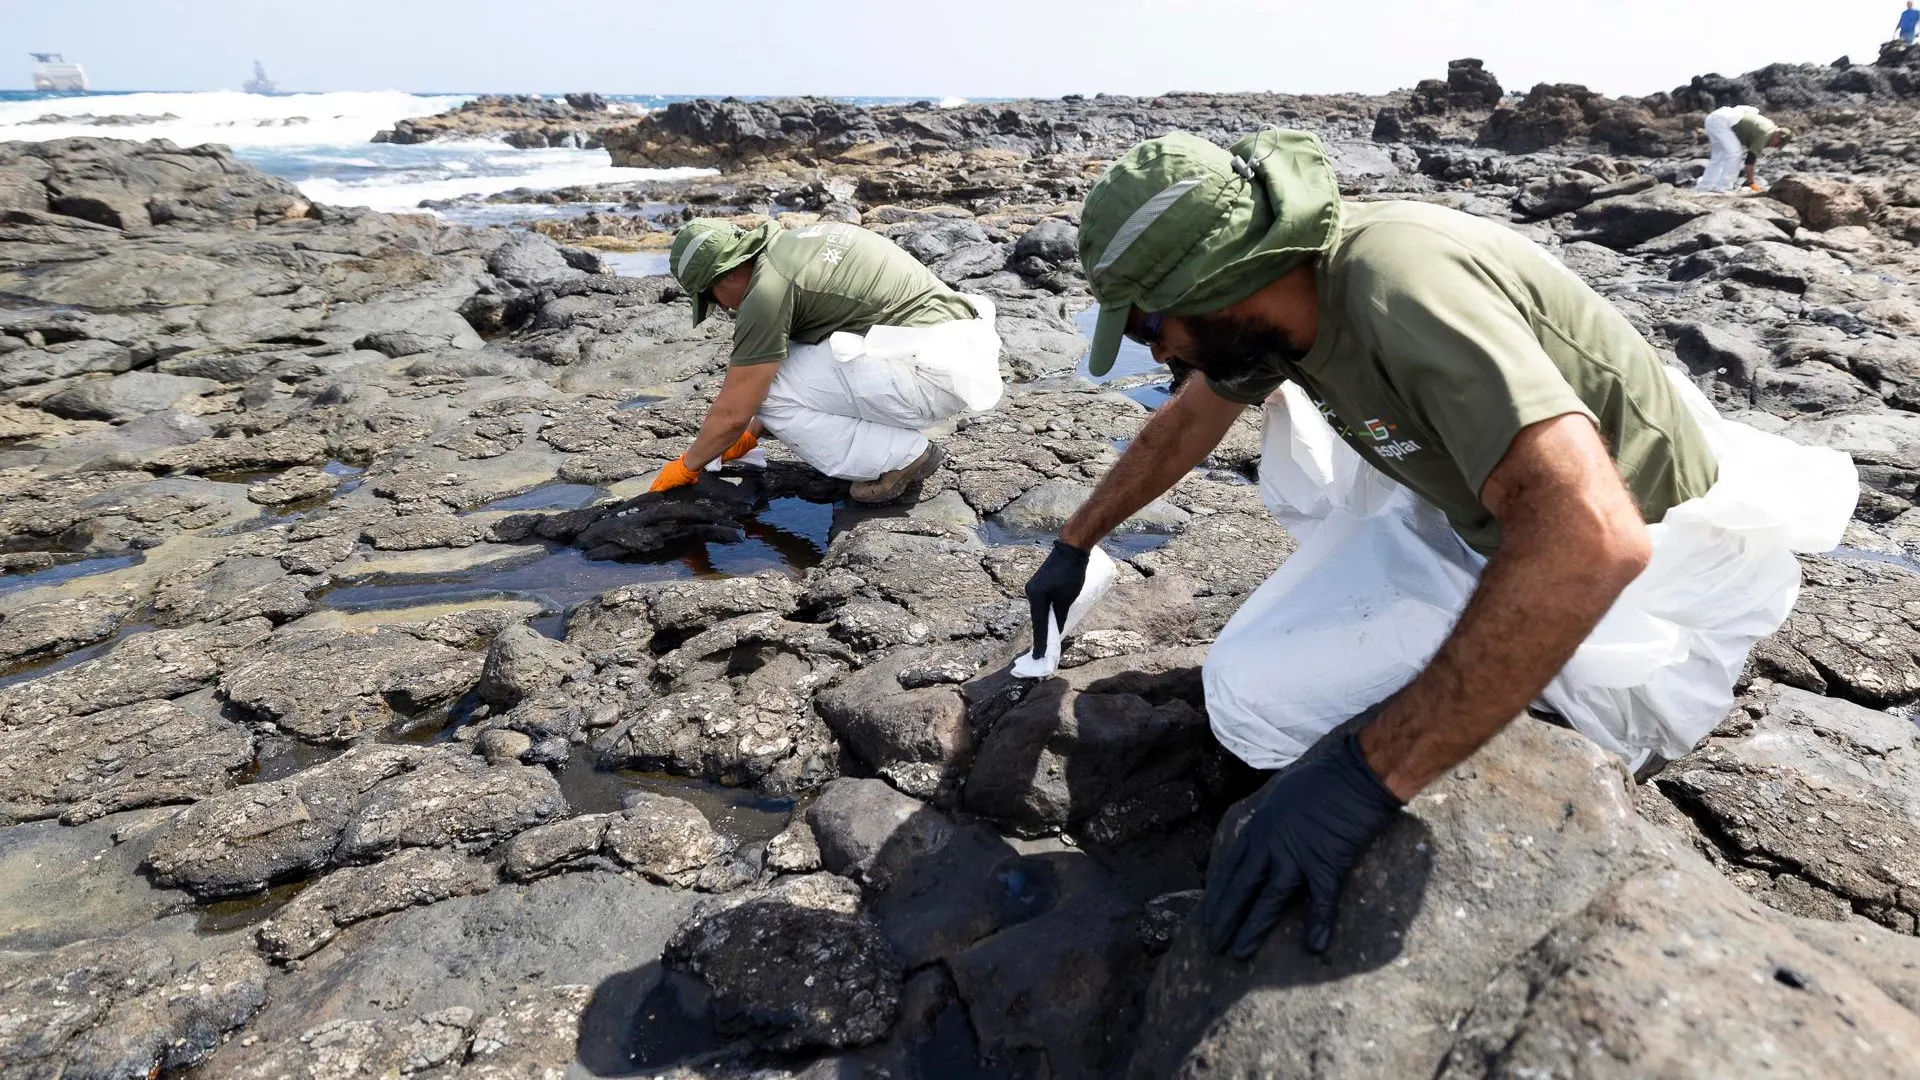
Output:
[1901, 1, 1919, 44]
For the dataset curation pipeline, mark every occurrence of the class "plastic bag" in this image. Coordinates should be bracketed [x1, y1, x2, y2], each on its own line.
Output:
[1012, 545, 1119, 679]
[830, 293, 1004, 412]
[1206, 371, 1857, 771]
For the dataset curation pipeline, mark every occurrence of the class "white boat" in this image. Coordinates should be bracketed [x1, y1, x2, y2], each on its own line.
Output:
[30, 53, 88, 93]
[243, 61, 278, 95]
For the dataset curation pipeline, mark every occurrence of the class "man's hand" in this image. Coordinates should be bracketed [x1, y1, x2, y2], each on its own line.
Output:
[719, 428, 759, 462]
[1203, 733, 1402, 958]
[1024, 540, 1090, 659]
[648, 458, 700, 493]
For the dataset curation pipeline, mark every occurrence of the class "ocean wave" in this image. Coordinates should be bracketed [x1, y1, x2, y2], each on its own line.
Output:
[0, 90, 464, 148]
[937, 96, 969, 109]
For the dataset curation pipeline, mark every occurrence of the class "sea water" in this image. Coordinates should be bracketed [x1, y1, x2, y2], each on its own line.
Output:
[0, 89, 978, 219]
[0, 89, 719, 219]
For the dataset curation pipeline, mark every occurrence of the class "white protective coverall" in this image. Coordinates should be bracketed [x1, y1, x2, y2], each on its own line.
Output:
[756, 294, 1003, 480]
[1203, 369, 1858, 773]
[1695, 105, 1759, 193]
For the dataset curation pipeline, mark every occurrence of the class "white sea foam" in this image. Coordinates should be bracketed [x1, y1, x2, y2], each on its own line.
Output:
[0, 90, 463, 148]
[292, 146, 711, 213]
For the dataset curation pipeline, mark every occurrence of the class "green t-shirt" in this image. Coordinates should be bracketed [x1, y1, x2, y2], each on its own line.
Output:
[1207, 200, 1719, 554]
[1732, 111, 1778, 157]
[729, 223, 978, 366]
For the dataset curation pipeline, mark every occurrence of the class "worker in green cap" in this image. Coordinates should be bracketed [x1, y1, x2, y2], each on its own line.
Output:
[651, 218, 1003, 503]
[1696, 105, 1791, 192]
[1022, 129, 1854, 961]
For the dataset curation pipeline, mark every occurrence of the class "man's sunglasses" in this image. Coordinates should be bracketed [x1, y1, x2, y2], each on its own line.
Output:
[1124, 310, 1163, 347]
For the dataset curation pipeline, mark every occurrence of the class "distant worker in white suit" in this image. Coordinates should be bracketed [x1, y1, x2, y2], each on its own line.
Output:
[1695, 104, 1790, 193]
[652, 219, 1002, 502]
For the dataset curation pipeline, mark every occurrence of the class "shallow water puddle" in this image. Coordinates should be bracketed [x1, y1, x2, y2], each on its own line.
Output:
[0, 621, 153, 691]
[318, 494, 836, 632]
[472, 482, 604, 513]
[238, 735, 341, 785]
[1122, 380, 1173, 410]
[600, 250, 673, 278]
[1831, 544, 1920, 574]
[693, 496, 834, 577]
[0, 551, 141, 596]
[196, 877, 311, 935]
[317, 544, 686, 638]
[557, 746, 798, 847]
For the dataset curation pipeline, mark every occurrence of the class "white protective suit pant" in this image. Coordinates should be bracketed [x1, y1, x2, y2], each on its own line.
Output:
[1695, 106, 1751, 192]
[757, 294, 1003, 481]
[1203, 370, 1858, 773]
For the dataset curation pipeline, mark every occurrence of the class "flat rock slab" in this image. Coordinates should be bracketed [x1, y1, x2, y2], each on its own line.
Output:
[0, 810, 190, 952]
[1749, 555, 1920, 707]
[1656, 683, 1920, 934]
[39, 371, 223, 422]
[219, 624, 486, 743]
[0, 618, 273, 729]
[0, 697, 253, 825]
[142, 744, 562, 899]
[256, 847, 498, 961]
[0, 592, 133, 663]
[197, 872, 699, 1077]
[246, 465, 341, 506]
[0, 932, 268, 1078]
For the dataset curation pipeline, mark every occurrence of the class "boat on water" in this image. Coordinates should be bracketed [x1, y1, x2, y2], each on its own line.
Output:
[243, 61, 278, 95]
[30, 53, 89, 92]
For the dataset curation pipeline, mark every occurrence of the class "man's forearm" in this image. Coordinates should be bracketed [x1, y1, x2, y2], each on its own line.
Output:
[1357, 415, 1652, 800]
[1357, 539, 1631, 799]
[683, 365, 779, 470]
[1059, 379, 1244, 549]
[684, 408, 752, 470]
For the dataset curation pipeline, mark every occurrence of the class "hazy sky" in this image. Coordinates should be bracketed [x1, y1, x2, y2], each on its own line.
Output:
[8, 0, 1911, 98]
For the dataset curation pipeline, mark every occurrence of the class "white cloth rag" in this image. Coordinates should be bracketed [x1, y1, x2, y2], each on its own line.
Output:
[1011, 545, 1119, 678]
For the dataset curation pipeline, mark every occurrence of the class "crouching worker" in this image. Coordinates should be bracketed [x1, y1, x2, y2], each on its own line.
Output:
[1696, 104, 1790, 193]
[1026, 130, 1856, 961]
[651, 219, 1003, 503]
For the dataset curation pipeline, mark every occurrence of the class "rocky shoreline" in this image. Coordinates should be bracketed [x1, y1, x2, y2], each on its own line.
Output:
[2, 48, 1920, 1078]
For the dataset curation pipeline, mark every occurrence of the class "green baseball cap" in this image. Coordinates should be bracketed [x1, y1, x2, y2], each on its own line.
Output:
[670, 219, 775, 325]
[1078, 129, 1342, 375]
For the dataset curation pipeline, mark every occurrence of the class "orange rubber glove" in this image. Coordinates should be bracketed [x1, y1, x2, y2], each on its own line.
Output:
[648, 458, 700, 493]
[720, 429, 759, 462]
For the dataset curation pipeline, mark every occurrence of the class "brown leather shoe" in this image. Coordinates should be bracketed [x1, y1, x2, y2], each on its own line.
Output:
[849, 443, 945, 505]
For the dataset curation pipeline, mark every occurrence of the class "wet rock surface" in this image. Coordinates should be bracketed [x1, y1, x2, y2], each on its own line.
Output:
[5, 50, 1920, 1075]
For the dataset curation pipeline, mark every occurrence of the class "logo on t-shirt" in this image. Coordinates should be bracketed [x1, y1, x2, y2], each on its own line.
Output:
[793, 223, 858, 266]
[1315, 398, 1425, 461]
[1366, 420, 1425, 461]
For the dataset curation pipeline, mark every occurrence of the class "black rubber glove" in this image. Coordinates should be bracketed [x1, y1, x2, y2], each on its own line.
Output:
[1023, 539, 1090, 660]
[1202, 732, 1403, 959]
